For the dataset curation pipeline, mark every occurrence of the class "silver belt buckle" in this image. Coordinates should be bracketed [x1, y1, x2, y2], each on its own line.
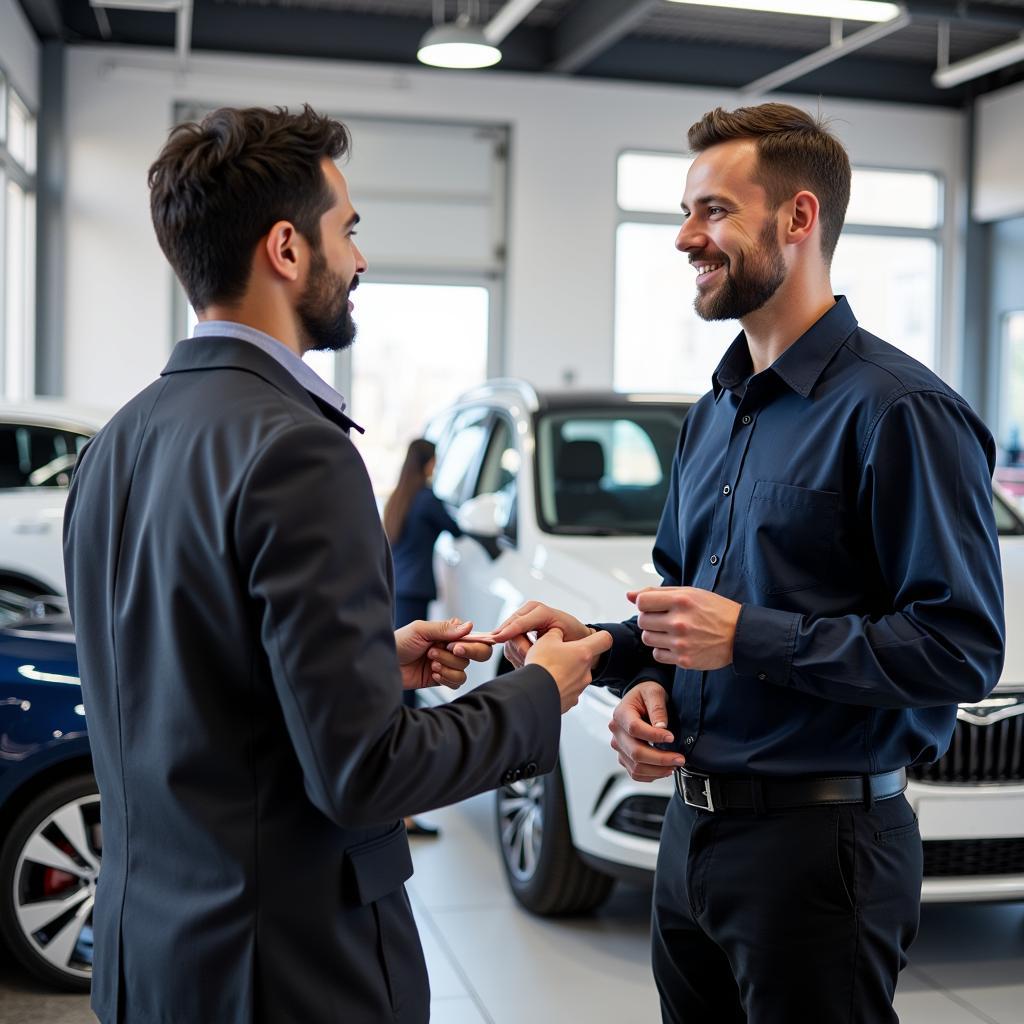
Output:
[678, 769, 715, 812]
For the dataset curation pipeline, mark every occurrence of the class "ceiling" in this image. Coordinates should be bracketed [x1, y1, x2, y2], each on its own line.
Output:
[17, 0, 1024, 106]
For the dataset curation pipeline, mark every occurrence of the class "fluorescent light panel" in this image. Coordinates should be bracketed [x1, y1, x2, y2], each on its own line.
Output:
[665, 0, 901, 23]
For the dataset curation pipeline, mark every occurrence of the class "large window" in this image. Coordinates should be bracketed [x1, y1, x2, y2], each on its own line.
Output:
[1000, 311, 1024, 460]
[614, 153, 942, 394]
[0, 72, 37, 400]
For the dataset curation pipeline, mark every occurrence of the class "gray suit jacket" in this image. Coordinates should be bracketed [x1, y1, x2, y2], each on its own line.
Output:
[63, 337, 560, 1024]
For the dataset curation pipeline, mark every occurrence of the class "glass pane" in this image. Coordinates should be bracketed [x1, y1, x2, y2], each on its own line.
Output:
[535, 406, 689, 535]
[1001, 312, 1024, 457]
[6, 91, 34, 173]
[614, 222, 733, 395]
[617, 153, 693, 214]
[350, 282, 490, 498]
[432, 407, 490, 505]
[5, 180, 36, 399]
[846, 169, 940, 229]
[830, 234, 937, 369]
[302, 349, 337, 388]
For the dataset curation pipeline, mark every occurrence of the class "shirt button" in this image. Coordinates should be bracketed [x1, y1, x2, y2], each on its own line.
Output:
[722, 485, 731, 495]
[684, 736, 695, 746]
[741, 415, 752, 425]
[757, 672, 768, 681]
[710, 554, 719, 565]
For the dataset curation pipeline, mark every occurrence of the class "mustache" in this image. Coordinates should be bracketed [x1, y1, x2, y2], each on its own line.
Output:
[348, 276, 360, 295]
[688, 251, 729, 266]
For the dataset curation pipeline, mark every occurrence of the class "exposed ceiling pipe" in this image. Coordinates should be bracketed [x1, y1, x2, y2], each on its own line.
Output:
[88, 0, 192, 65]
[932, 32, 1024, 87]
[483, 0, 546, 45]
[742, 10, 912, 94]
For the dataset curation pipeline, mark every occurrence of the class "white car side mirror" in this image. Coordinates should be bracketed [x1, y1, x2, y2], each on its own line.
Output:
[457, 493, 504, 538]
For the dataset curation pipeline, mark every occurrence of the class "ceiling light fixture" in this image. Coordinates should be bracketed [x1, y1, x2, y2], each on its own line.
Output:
[664, 0, 901, 23]
[418, 0, 502, 70]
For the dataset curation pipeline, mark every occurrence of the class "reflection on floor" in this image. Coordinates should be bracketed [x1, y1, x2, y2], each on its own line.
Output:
[1, 791, 1022, 1024]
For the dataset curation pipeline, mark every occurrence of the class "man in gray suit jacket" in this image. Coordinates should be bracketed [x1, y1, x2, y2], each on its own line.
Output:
[63, 105, 610, 1024]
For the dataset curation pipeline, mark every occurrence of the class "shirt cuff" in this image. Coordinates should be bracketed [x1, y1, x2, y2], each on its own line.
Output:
[732, 603, 802, 687]
[589, 620, 647, 686]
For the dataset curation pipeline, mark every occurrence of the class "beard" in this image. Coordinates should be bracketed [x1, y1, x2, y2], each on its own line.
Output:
[297, 245, 358, 353]
[693, 217, 786, 322]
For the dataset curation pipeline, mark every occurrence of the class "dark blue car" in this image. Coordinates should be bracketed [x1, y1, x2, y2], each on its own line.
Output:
[0, 599, 97, 991]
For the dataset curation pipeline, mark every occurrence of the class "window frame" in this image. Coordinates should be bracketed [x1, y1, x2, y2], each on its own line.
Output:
[0, 67, 38, 401]
[612, 149, 945, 384]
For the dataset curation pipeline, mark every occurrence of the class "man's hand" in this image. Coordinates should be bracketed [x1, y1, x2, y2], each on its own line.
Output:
[609, 681, 686, 782]
[395, 618, 494, 690]
[524, 627, 614, 713]
[489, 602, 595, 670]
[629, 587, 741, 670]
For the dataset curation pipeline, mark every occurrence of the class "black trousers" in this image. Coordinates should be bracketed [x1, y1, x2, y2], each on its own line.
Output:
[652, 789, 923, 1024]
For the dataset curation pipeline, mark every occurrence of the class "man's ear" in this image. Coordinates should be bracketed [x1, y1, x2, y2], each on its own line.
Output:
[785, 190, 820, 248]
[263, 221, 302, 283]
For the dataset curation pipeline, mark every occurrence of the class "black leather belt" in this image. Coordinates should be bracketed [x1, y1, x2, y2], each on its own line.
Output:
[673, 767, 907, 814]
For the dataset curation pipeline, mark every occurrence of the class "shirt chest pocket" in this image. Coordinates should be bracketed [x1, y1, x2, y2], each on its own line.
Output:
[741, 480, 839, 595]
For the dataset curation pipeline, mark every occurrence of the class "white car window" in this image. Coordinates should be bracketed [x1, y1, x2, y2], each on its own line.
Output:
[433, 408, 490, 506]
[536, 406, 688, 535]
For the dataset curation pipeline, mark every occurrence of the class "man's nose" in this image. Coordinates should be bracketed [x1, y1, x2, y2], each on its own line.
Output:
[675, 221, 703, 253]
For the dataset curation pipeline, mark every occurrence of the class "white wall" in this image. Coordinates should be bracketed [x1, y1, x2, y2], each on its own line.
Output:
[64, 45, 965, 407]
[0, 0, 39, 110]
[975, 80, 1024, 223]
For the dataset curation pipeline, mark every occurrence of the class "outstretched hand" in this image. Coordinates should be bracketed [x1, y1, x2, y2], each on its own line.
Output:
[395, 618, 495, 690]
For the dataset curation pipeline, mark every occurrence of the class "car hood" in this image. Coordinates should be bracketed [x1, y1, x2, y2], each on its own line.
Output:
[533, 536, 662, 619]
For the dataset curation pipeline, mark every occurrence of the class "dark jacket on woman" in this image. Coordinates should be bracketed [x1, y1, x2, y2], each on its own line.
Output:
[391, 487, 461, 599]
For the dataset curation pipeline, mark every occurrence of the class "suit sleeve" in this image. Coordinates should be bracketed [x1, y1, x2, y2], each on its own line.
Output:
[424, 490, 462, 538]
[235, 420, 561, 827]
[591, 436, 684, 698]
[732, 392, 1006, 708]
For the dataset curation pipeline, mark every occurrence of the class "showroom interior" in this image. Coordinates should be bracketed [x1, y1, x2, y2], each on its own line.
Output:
[0, 0, 1023, 1021]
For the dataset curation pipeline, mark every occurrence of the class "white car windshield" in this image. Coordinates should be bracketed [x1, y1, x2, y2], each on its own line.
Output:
[535, 405, 689, 535]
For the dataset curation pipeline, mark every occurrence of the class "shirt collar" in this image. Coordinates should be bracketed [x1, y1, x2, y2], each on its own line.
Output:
[193, 320, 349, 416]
[712, 296, 858, 401]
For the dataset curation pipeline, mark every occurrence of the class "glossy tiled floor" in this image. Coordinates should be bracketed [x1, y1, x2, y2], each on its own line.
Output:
[2, 792, 1023, 1023]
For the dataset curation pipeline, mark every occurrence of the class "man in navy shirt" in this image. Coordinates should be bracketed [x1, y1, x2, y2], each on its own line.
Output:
[494, 103, 1005, 1022]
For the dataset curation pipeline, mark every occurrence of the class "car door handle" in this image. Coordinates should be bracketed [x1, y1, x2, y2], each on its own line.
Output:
[13, 521, 51, 535]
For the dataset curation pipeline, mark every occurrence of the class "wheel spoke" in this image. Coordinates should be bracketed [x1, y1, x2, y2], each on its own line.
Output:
[50, 803, 100, 873]
[37, 896, 93, 971]
[521, 810, 537, 875]
[16, 887, 90, 935]
[22, 833, 91, 879]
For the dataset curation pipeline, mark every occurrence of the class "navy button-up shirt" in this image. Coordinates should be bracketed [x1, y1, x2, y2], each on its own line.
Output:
[597, 297, 1005, 776]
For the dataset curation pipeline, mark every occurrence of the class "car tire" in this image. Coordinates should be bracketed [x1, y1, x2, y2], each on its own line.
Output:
[0, 774, 100, 992]
[495, 759, 614, 916]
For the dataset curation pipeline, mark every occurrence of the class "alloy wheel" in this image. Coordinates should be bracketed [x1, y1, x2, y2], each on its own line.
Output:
[12, 793, 101, 981]
[498, 777, 545, 882]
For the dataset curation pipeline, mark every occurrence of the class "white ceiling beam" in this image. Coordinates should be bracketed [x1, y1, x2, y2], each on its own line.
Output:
[932, 33, 1024, 88]
[483, 0, 546, 46]
[741, 10, 912, 95]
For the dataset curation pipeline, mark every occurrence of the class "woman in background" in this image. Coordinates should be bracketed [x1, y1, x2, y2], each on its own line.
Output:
[383, 438, 463, 836]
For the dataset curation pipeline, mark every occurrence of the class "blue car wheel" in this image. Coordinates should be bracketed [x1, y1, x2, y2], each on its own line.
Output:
[0, 773, 100, 991]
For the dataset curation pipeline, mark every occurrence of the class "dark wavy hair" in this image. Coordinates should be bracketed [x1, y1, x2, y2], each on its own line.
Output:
[688, 103, 851, 264]
[383, 439, 437, 545]
[148, 105, 351, 311]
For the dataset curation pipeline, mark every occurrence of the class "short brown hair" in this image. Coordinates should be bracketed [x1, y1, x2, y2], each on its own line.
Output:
[688, 103, 851, 263]
[149, 105, 351, 311]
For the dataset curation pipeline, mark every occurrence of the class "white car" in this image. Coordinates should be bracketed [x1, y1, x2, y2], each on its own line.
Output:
[424, 379, 1024, 912]
[0, 402, 107, 597]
